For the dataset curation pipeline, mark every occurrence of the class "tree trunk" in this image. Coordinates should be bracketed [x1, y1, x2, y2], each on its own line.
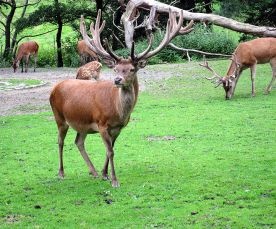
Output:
[55, 0, 63, 67]
[3, 0, 16, 59]
[11, 0, 29, 56]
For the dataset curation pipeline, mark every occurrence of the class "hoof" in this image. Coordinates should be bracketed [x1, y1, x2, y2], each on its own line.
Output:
[89, 171, 99, 178]
[102, 171, 109, 180]
[103, 175, 109, 180]
[58, 170, 64, 178]
[111, 180, 120, 188]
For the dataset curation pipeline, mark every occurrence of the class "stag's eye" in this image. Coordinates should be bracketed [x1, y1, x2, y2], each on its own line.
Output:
[130, 68, 135, 72]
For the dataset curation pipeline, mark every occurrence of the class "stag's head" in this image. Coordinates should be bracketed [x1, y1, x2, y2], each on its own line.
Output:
[200, 55, 240, 99]
[80, 9, 193, 89]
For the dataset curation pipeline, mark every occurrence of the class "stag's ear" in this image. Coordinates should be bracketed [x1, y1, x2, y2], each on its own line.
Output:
[137, 59, 147, 69]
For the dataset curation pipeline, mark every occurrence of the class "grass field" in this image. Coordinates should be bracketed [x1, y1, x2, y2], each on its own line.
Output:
[0, 61, 275, 228]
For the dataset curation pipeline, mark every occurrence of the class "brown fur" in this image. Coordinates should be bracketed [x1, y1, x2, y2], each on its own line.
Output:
[13, 41, 39, 73]
[76, 61, 102, 80]
[77, 40, 98, 65]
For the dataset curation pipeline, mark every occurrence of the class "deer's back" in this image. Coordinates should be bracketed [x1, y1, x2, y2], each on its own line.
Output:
[236, 38, 276, 65]
[18, 41, 39, 55]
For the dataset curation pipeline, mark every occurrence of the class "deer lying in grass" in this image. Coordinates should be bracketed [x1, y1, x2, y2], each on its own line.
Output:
[200, 37, 276, 99]
[76, 61, 102, 80]
[13, 41, 39, 73]
[49, 9, 193, 187]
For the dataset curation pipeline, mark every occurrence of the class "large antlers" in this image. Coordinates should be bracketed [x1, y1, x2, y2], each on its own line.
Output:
[134, 10, 194, 61]
[80, 8, 194, 65]
[80, 10, 120, 62]
[199, 56, 224, 87]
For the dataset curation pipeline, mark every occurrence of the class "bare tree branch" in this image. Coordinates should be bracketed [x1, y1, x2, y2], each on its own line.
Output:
[169, 43, 232, 57]
[16, 27, 57, 45]
[16, 0, 41, 9]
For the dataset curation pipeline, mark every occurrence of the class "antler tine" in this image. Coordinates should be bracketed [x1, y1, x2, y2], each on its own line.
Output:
[104, 38, 121, 61]
[138, 9, 184, 60]
[135, 33, 154, 61]
[80, 15, 98, 54]
[81, 10, 121, 62]
[199, 56, 223, 80]
[179, 20, 194, 35]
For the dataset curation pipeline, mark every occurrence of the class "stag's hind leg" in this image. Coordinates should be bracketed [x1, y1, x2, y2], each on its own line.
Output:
[34, 53, 38, 72]
[265, 58, 276, 94]
[75, 133, 98, 177]
[250, 64, 257, 97]
[57, 123, 69, 178]
[25, 54, 30, 73]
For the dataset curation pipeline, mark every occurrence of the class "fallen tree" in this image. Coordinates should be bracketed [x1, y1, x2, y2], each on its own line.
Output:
[120, 0, 276, 48]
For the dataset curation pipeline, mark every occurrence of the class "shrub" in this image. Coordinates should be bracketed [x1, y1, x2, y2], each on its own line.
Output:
[37, 48, 56, 67]
[62, 37, 80, 67]
[172, 25, 236, 60]
[114, 25, 236, 65]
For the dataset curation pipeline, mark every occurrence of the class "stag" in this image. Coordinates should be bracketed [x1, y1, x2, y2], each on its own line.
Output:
[50, 9, 193, 187]
[13, 41, 39, 73]
[200, 37, 276, 99]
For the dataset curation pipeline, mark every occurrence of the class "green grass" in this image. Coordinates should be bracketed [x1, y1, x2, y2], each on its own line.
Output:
[0, 61, 275, 228]
[0, 79, 46, 90]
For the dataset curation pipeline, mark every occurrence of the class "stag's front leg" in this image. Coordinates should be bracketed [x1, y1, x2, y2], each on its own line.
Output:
[100, 129, 119, 187]
[75, 133, 98, 178]
[102, 134, 119, 181]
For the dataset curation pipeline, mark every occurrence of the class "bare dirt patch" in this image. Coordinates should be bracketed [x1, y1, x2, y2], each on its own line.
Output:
[0, 64, 180, 116]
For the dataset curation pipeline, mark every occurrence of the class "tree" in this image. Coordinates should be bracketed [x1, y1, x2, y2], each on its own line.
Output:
[0, 0, 40, 59]
[16, 0, 97, 67]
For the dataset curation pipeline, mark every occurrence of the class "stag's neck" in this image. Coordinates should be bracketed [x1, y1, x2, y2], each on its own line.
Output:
[15, 53, 24, 63]
[226, 60, 238, 78]
[117, 76, 139, 122]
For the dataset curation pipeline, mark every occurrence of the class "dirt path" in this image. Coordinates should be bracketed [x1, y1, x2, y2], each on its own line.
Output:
[0, 64, 182, 116]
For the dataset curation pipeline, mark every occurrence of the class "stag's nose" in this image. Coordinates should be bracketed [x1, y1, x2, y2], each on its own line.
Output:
[114, 77, 122, 85]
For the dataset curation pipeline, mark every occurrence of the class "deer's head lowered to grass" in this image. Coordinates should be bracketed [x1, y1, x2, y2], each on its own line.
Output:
[200, 38, 276, 100]
[50, 9, 193, 187]
[13, 41, 39, 73]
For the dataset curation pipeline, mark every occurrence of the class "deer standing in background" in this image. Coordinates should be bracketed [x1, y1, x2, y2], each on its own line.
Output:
[50, 10, 193, 187]
[76, 61, 102, 80]
[201, 37, 276, 99]
[77, 40, 98, 65]
[13, 41, 39, 73]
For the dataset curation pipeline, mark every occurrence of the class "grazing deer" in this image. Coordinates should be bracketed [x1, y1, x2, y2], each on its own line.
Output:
[77, 40, 98, 65]
[200, 37, 276, 99]
[50, 10, 193, 187]
[13, 41, 39, 73]
[76, 61, 102, 80]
